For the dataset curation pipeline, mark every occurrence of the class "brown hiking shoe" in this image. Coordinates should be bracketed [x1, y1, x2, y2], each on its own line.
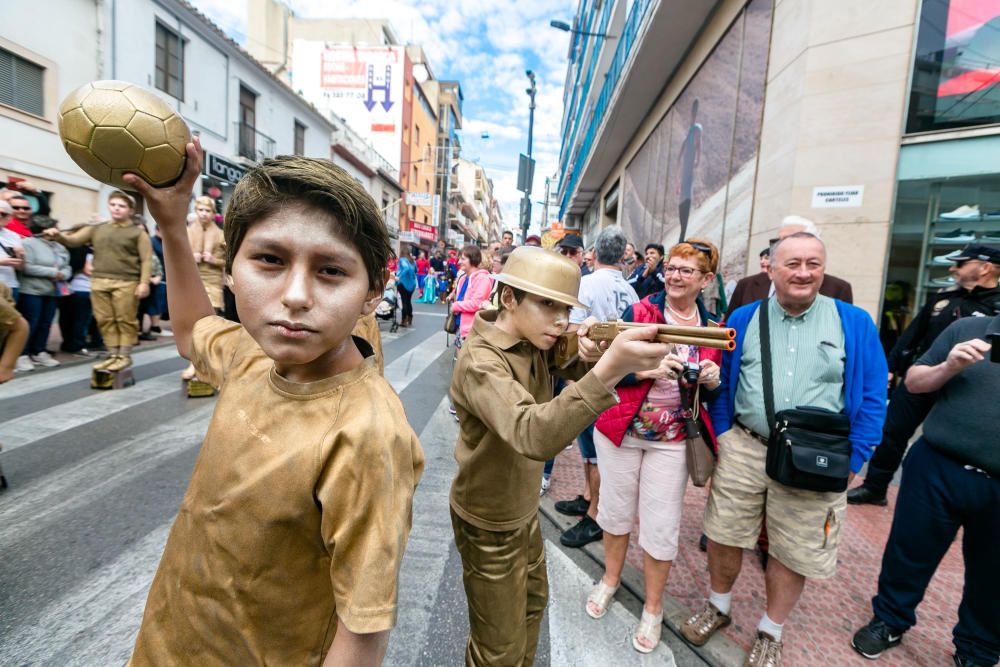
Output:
[680, 601, 732, 646]
[744, 631, 783, 667]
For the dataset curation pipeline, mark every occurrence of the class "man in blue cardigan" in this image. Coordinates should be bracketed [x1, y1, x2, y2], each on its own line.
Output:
[680, 232, 887, 666]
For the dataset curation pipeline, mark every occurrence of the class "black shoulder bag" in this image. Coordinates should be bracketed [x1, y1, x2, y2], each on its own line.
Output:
[759, 301, 853, 493]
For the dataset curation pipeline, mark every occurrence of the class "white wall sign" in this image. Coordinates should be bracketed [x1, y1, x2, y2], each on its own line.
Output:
[811, 185, 864, 208]
[292, 41, 404, 169]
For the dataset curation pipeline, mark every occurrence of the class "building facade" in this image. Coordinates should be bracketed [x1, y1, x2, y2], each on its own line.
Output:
[1, 0, 335, 224]
[556, 0, 1000, 335]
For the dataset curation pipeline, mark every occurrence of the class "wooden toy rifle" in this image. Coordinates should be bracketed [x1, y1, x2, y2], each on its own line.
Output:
[554, 321, 736, 369]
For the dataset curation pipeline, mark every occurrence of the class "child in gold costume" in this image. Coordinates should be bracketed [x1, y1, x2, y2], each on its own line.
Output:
[45, 191, 151, 371]
[0, 284, 29, 383]
[123, 139, 423, 665]
[448, 246, 669, 666]
[180, 195, 225, 381]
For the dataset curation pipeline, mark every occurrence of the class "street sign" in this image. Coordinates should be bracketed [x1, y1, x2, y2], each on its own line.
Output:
[406, 191, 433, 206]
[399, 231, 417, 243]
[517, 154, 535, 194]
[411, 222, 436, 241]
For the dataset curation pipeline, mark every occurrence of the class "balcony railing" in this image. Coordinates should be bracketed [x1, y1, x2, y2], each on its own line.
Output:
[559, 0, 653, 219]
[234, 122, 276, 163]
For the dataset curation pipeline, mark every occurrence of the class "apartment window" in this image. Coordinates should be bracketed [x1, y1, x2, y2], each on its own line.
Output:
[155, 23, 184, 100]
[294, 120, 306, 155]
[239, 85, 256, 159]
[0, 48, 45, 116]
[415, 125, 421, 145]
[425, 179, 430, 194]
[412, 166, 418, 184]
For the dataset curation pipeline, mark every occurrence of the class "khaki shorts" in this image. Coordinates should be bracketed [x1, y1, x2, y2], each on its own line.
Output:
[702, 427, 847, 579]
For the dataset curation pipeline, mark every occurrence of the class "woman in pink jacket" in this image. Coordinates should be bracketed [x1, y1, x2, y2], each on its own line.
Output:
[449, 244, 493, 339]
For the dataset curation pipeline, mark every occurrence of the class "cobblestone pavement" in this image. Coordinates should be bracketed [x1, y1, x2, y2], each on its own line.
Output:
[546, 442, 965, 666]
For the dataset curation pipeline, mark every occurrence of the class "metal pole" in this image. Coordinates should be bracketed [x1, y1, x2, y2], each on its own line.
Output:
[521, 71, 536, 244]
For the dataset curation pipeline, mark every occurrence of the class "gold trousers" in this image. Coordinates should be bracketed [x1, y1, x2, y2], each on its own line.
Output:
[90, 277, 139, 347]
[450, 509, 548, 667]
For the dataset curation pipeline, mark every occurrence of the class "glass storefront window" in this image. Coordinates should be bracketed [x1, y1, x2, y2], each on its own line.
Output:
[882, 171, 1000, 351]
[906, 0, 1000, 134]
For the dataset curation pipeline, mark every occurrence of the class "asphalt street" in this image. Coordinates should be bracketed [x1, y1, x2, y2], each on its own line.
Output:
[0, 301, 708, 666]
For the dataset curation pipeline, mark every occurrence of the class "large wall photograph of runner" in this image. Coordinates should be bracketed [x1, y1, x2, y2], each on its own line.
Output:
[618, 0, 772, 294]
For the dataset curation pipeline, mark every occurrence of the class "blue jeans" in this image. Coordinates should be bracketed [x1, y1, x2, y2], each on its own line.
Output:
[17, 293, 59, 356]
[872, 438, 1000, 665]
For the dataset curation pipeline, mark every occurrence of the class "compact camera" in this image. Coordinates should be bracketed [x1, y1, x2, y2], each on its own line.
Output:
[681, 361, 702, 385]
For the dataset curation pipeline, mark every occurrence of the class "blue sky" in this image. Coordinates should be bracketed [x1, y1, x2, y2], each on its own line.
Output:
[188, 0, 577, 234]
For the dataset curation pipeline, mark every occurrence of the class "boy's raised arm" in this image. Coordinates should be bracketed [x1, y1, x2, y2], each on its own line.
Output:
[123, 138, 214, 360]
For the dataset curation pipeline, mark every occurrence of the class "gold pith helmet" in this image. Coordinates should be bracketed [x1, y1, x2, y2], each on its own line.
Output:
[494, 246, 585, 308]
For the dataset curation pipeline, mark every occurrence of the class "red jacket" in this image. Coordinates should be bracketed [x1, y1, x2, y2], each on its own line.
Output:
[595, 292, 722, 448]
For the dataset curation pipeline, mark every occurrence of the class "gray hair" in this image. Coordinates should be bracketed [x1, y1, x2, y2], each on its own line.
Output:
[594, 225, 628, 265]
[0, 199, 11, 215]
[771, 231, 826, 261]
[779, 215, 820, 238]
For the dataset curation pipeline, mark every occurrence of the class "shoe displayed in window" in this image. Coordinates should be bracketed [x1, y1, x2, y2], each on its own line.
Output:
[982, 210, 1000, 220]
[932, 250, 963, 265]
[939, 205, 980, 220]
[932, 228, 976, 243]
[982, 230, 1000, 241]
[930, 275, 957, 287]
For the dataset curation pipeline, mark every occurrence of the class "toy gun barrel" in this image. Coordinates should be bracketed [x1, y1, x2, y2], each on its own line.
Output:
[587, 321, 736, 351]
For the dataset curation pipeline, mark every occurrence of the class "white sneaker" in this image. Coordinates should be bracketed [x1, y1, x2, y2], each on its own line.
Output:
[540, 477, 551, 497]
[932, 250, 962, 265]
[15, 355, 35, 373]
[939, 205, 980, 220]
[30, 351, 60, 367]
[930, 275, 956, 287]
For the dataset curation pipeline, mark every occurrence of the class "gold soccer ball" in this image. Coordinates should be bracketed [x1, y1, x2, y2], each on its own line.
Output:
[58, 80, 190, 190]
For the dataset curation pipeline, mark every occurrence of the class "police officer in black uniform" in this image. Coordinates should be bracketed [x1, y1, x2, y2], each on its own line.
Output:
[848, 243, 1000, 505]
[851, 311, 1000, 665]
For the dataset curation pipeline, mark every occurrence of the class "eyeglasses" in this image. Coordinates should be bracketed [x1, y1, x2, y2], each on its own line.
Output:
[664, 265, 705, 278]
[10, 206, 31, 211]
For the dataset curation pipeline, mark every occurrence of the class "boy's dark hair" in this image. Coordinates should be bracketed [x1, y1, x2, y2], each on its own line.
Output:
[645, 243, 665, 256]
[497, 284, 527, 311]
[223, 156, 394, 291]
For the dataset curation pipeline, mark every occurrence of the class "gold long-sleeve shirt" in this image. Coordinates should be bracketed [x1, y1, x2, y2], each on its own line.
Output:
[59, 221, 152, 284]
[449, 311, 618, 531]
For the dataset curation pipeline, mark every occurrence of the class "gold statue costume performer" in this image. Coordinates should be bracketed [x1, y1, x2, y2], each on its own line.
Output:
[180, 196, 225, 381]
[448, 246, 670, 665]
[45, 190, 151, 372]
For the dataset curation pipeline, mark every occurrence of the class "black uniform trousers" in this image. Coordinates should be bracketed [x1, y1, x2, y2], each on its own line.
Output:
[862, 382, 936, 495]
[872, 438, 1000, 665]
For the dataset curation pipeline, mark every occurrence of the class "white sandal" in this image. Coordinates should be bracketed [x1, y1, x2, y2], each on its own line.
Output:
[632, 608, 663, 653]
[585, 579, 618, 619]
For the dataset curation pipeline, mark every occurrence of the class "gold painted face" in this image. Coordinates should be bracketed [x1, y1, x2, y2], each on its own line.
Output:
[229, 202, 377, 383]
[499, 289, 572, 350]
[107, 198, 134, 222]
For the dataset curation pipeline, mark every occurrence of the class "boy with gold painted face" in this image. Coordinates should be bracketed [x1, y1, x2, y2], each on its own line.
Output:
[122, 139, 423, 666]
[449, 246, 670, 665]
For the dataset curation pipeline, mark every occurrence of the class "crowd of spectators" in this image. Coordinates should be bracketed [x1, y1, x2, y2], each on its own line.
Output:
[0, 181, 176, 379]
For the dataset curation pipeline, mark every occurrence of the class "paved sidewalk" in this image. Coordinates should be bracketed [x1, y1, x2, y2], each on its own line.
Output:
[545, 443, 965, 667]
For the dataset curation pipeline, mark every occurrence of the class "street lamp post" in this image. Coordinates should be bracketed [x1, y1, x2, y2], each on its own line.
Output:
[520, 70, 537, 244]
[549, 20, 618, 38]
